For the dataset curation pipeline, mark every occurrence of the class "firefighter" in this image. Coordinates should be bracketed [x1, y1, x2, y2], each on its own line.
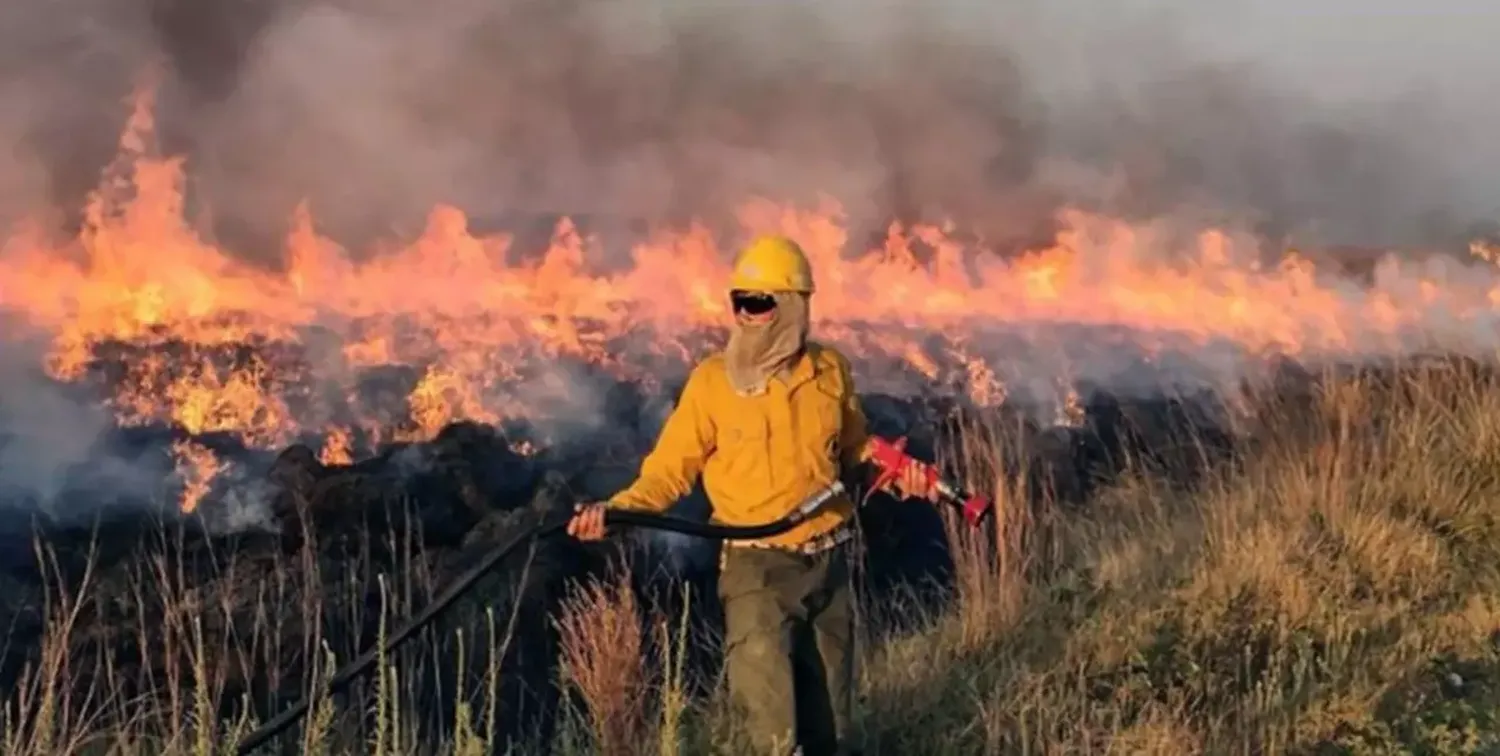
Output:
[567, 234, 935, 755]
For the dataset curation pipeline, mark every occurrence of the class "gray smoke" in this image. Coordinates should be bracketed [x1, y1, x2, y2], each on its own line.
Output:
[1019, 1, 1500, 248]
[0, 328, 168, 519]
[1, 0, 1495, 258]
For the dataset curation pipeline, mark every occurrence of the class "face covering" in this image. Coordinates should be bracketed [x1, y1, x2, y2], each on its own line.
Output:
[724, 292, 810, 396]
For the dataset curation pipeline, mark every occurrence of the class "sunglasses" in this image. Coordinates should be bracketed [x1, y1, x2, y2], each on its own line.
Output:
[730, 290, 778, 316]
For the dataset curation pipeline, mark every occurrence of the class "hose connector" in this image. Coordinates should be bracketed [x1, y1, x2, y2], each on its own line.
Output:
[792, 480, 846, 521]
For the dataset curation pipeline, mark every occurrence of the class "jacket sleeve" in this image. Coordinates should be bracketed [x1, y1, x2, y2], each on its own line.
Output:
[609, 366, 717, 513]
[836, 355, 874, 470]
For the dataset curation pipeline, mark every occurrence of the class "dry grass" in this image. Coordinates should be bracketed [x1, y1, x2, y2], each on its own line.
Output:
[555, 566, 650, 755]
[9, 360, 1500, 754]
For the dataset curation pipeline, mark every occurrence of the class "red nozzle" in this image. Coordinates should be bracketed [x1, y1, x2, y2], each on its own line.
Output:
[869, 436, 990, 528]
[959, 494, 990, 526]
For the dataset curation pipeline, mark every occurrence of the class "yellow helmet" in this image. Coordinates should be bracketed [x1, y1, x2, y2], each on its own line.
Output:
[729, 235, 815, 293]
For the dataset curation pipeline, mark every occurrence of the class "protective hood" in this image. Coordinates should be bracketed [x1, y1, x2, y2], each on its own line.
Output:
[724, 292, 810, 396]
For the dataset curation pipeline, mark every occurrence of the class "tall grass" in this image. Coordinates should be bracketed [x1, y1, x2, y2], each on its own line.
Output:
[555, 566, 650, 755]
[7, 361, 1500, 753]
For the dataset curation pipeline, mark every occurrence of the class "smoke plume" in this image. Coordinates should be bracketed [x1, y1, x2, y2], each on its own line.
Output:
[0, 329, 164, 519]
[0, 0, 1494, 256]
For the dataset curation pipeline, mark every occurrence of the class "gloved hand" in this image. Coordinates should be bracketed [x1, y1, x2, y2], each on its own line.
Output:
[566, 502, 609, 541]
[883, 464, 939, 502]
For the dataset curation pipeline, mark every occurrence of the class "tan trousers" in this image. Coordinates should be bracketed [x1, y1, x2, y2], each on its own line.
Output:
[718, 544, 854, 755]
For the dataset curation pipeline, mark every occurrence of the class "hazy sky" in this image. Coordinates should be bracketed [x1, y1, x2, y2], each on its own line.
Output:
[1184, 1, 1500, 221]
[1178, 1, 1495, 99]
[975, 0, 1495, 100]
[983, 0, 1500, 235]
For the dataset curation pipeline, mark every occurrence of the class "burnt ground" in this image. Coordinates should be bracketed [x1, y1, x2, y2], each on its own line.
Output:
[0, 340, 1478, 750]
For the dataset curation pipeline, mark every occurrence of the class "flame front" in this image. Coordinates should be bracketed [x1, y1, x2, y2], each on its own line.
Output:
[3, 92, 1498, 513]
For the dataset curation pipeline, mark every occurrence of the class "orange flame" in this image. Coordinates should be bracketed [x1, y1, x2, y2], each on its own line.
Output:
[171, 439, 223, 514]
[3, 90, 1499, 514]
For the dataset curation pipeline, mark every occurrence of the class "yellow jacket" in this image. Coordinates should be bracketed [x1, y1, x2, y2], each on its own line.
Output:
[609, 342, 869, 549]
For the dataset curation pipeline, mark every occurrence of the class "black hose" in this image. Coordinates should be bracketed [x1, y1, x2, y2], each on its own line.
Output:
[233, 482, 847, 755]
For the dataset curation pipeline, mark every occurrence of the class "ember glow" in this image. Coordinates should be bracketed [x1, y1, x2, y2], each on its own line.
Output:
[2, 91, 1498, 515]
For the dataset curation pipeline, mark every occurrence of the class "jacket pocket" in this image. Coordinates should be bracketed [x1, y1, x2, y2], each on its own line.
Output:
[717, 412, 774, 490]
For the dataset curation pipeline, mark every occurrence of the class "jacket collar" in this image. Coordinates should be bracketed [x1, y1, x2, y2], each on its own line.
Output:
[780, 343, 823, 391]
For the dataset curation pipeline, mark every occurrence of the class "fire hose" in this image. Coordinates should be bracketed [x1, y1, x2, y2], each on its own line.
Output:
[235, 438, 989, 755]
